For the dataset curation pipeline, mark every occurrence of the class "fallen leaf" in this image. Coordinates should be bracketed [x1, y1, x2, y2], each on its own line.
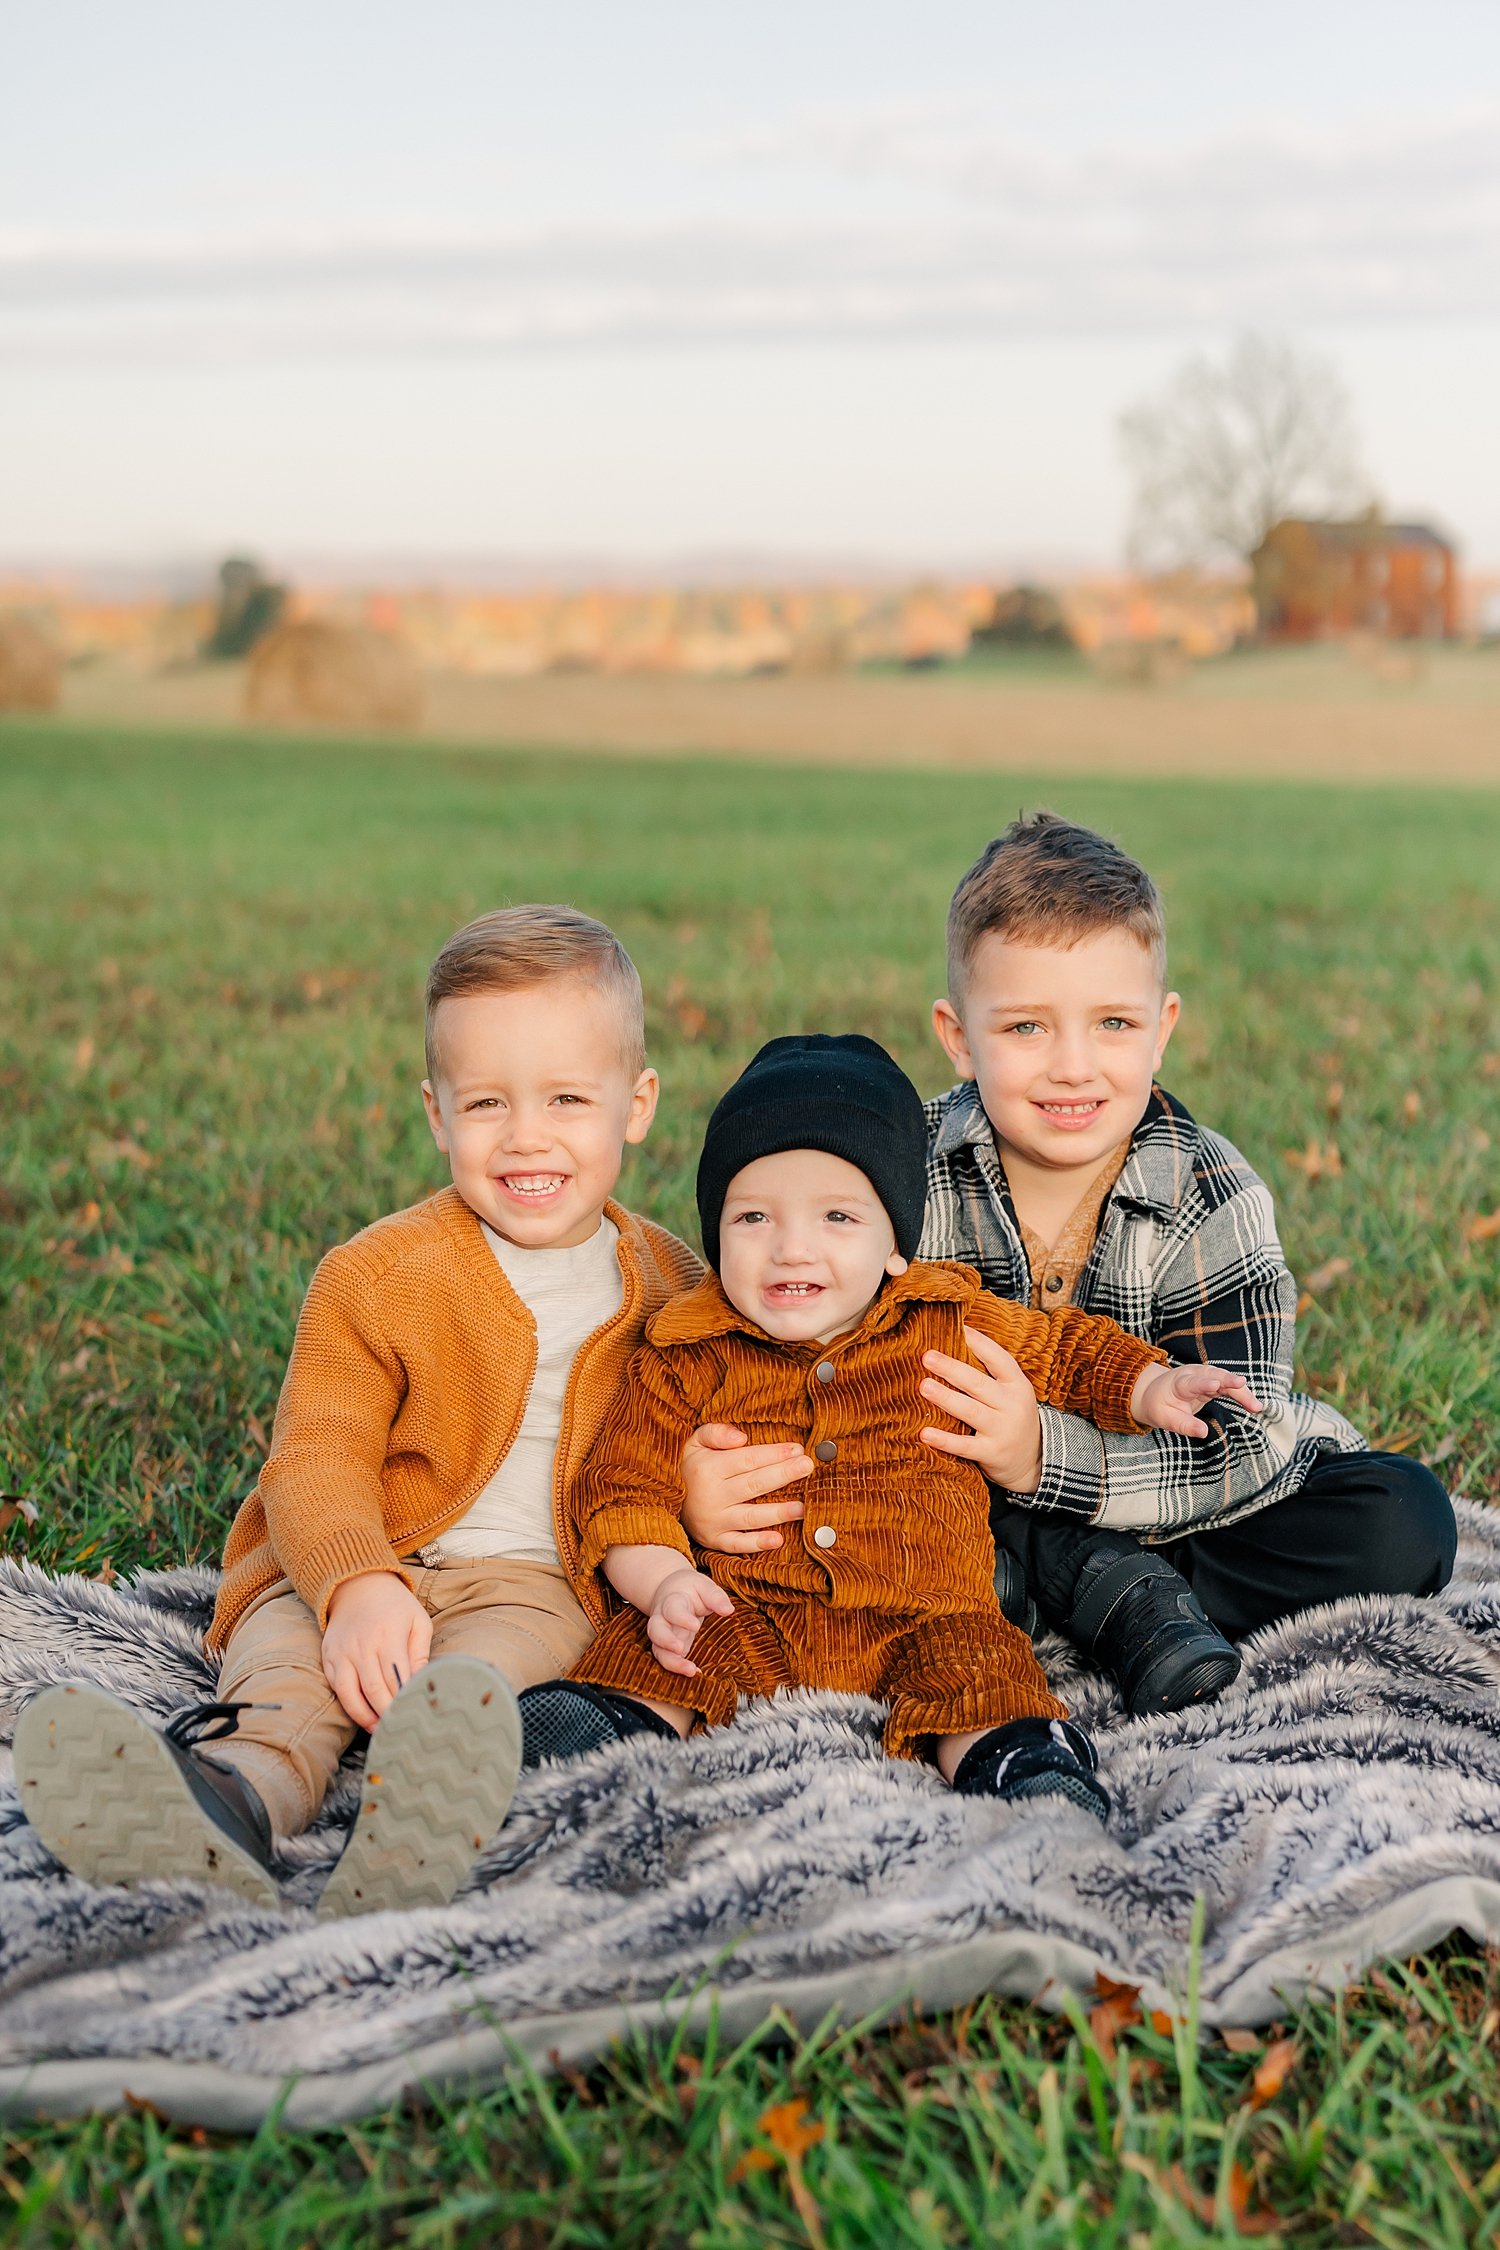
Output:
[759, 2097, 825, 2160]
[300, 973, 323, 1004]
[1166, 2162, 1216, 2226]
[0, 1495, 40, 1539]
[1424, 1434, 1458, 1467]
[72, 1035, 95, 1072]
[1464, 1210, 1500, 1245]
[104, 1137, 155, 1170]
[1402, 1089, 1423, 1124]
[1283, 1138, 1341, 1182]
[1148, 2010, 1175, 2036]
[95, 1557, 117, 1586]
[1325, 1080, 1344, 1119]
[1227, 2159, 1282, 2234]
[245, 1414, 270, 1453]
[1250, 2035, 1298, 2107]
[75, 1200, 102, 1229]
[1219, 2027, 1263, 2053]
[1481, 1053, 1500, 1079]
[1089, 1972, 1143, 2064]
[731, 2100, 828, 2247]
[1302, 1255, 1352, 1297]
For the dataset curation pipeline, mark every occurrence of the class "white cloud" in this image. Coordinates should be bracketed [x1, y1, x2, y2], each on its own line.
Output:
[4, 105, 1499, 364]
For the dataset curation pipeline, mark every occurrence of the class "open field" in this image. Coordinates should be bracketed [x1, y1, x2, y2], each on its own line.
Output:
[2, 720, 1500, 2244]
[55, 640, 1500, 787]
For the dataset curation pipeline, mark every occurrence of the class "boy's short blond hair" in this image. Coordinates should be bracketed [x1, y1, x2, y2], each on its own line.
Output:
[424, 905, 646, 1082]
[947, 811, 1167, 1006]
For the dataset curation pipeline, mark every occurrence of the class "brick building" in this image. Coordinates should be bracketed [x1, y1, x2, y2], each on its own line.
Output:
[1253, 517, 1459, 641]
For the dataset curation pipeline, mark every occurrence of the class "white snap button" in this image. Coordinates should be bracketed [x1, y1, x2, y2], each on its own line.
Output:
[812, 1523, 837, 1548]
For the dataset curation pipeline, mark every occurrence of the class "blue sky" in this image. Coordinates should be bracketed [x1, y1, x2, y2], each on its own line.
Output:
[5, 1, 1500, 570]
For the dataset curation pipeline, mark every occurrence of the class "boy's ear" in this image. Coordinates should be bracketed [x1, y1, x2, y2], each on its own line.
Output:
[623, 1067, 660, 1146]
[421, 1079, 450, 1152]
[885, 1249, 910, 1277]
[1152, 991, 1182, 1071]
[931, 996, 976, 1080]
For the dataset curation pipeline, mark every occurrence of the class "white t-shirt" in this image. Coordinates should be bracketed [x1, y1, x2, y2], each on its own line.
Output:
[422, 1216, 623, 1566]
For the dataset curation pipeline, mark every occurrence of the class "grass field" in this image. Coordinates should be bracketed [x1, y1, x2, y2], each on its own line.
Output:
[2, 718, 1500, 2245]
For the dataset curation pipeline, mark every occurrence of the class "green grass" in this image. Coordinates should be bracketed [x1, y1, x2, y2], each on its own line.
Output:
[2, 719, 1499, 2244]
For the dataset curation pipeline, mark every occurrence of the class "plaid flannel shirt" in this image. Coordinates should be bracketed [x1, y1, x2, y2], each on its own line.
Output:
[920, 1080, 1364, 1536]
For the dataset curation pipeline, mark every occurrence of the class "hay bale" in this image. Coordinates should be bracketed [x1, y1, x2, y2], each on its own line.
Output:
[0, 614, 62, 713]
[244, 619, 423, 731]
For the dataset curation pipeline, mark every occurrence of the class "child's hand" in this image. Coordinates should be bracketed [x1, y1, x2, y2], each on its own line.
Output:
[919, 1328, 1044, 1494]
[321, 1571, 433, 1729]
[1130, 1362, 1264, 1438]
[646, 1567, 735, 1678]
[681, 1422, 813, 1553]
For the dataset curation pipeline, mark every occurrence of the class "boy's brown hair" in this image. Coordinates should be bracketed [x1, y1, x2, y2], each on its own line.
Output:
[946, 811, 1167, 1005]
[424, 905, 646, 1081]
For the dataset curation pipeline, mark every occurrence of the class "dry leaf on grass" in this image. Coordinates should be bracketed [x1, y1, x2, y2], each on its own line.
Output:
[1219, 2027, 1263, 2054]
[1464, 1210, 1500, 1245]
[0, 1496, 40, 1539]
[72, 1035, 95, 1072]
[1089, 1972, 1143, 2063]
[1284, 1139, 1342, 1182]
[1302, 1255, 1352, 1297]
[729, 2098, 827, 2246]
[1402, 1089, 1423, 1123]
[1250, 2036, 1299, 2107]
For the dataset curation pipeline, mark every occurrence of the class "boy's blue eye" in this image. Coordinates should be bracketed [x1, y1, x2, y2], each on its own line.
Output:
[1007, 1021, 1042, 1037]
[730, 1210, 765, 1224]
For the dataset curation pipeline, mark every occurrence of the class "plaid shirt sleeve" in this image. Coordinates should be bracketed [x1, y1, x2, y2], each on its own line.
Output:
[923, 1088, 1360, 1536]
[1029, 1162, 1303, 1533]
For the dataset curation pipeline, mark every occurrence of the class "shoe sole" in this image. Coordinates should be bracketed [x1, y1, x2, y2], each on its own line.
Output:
[13, 1683, 281, 1910]
[1131, 1643, 1243, 1717]
[317, 1657, 522, 1921]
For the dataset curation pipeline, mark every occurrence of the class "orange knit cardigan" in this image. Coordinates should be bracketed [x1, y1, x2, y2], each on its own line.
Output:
[207, 1187, 702, 1650]
[567, 1260, 1167, 1626]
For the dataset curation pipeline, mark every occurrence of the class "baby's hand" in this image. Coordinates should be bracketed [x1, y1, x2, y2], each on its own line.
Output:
[646, 1567, 735, 1678]
[1130, 1362, 1264, 1438]
[321, 1571, 433, 1729]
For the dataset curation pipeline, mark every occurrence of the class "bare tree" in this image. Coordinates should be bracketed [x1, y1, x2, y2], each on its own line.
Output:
[1119, 334, 1370, 567]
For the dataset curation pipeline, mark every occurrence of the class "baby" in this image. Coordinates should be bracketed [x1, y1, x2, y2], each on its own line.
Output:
[522, 1035, 1259, 1814]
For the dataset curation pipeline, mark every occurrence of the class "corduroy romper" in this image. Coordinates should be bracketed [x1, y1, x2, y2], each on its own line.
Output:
[567, 1259, 1165, 1756]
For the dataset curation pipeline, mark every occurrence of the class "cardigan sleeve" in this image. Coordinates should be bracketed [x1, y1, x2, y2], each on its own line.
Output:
[250, 1245, 417, 1627]
[568, 1343, 702, 1586]
[963, 1288, 1167, 1433]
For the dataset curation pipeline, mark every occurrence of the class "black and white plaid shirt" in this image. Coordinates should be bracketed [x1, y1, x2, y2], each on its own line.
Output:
[920, 1080, 1364, 1536]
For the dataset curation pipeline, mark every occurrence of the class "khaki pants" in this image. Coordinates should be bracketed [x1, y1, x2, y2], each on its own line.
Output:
[211, 1558, 593, 1839]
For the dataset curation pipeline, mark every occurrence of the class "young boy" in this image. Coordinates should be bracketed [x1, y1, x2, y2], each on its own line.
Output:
[516, 1034, 1259, 1817]
[679, 818, 1458, 1717]
[16, 906, 700, 1916]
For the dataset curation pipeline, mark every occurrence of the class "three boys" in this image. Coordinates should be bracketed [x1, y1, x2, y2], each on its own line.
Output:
[16, 814, 1459, 1911]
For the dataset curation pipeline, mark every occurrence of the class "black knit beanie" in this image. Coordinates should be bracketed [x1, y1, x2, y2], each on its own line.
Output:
[695, 1033, 928, 1271]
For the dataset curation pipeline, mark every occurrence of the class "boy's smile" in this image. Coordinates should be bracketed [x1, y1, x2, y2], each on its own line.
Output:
[422, 982, 658, 1248]
[933, 926, 1180, 1198]
[718, 1148, 908, 1344]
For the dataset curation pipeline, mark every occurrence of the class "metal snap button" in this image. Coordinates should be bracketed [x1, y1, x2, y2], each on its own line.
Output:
[812, 1523, 837, 1548]
[816, 1360, 836, 1384]
[814, 1438, 838, 1463]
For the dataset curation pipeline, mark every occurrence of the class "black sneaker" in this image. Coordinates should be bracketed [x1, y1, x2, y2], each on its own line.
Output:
[1069, 1545, 1241, 1717]
[994, 1548, 1041, 1639]
[14, 1685, 280, 1908]
[953, 1715, 1110, 1822]
[518, 1680, 680, 1767]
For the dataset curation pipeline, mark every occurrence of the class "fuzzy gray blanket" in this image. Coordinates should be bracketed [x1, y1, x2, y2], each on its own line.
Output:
[3, 1501, 1500, 2129]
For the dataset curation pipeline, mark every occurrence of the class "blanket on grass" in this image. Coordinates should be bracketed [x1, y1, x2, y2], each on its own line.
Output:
[2, 1500, 1500, 2130]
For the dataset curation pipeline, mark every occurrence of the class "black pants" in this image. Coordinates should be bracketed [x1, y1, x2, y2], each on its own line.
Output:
[992, 1451, 1458, 1645]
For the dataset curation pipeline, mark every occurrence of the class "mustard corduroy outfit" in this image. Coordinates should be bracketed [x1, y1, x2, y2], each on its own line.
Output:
[207, 1186, 702, 1652]
[567, 1260, 1167, 1756]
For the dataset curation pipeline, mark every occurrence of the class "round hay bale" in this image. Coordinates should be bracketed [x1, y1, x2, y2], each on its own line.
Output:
[0, 614, 62, 713]
[244, 619, 423, 731]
